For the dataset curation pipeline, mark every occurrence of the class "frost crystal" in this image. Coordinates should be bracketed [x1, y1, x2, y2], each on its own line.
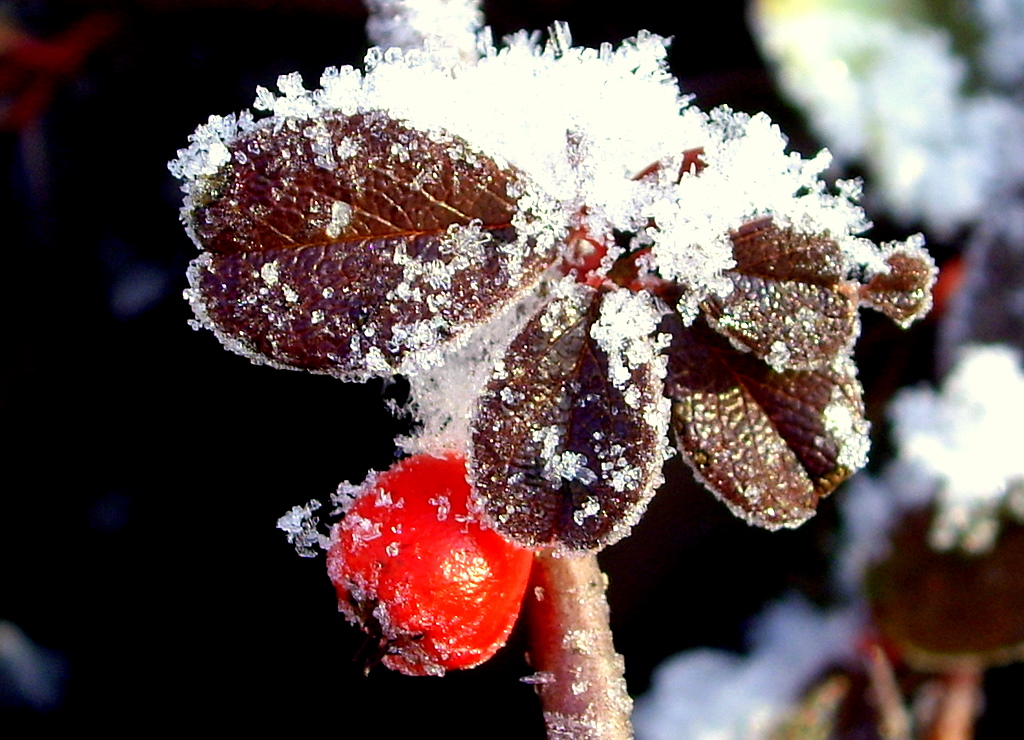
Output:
[276, 500, 330, 557]
[590, 289, 667, 398]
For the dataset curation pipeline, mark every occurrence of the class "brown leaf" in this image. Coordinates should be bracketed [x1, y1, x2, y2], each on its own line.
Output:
[664, 314, 867, 530]
[867, 505, 1024, 672]
[700, 218, 859, 372]
[859, 242, 936, 328]
[470, 283, 669, 552]
[183, 110, 559, 380]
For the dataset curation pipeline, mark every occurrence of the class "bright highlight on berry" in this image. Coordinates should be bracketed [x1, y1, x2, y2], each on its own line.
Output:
[326, 453, 534, 676]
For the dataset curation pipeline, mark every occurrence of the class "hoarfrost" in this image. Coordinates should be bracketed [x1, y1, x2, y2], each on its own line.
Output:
[276, 499, 330, 557]
[172, 24, 884, 316]
[520, 670, 556, 685]
[397, 289, 541, 455]
[823, 388, 870, 472]
[325, 200, 352, 239]
[590, 289, 668, 397]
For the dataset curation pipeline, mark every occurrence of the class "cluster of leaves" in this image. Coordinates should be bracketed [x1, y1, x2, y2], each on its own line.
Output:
[175, 94, 933, 554]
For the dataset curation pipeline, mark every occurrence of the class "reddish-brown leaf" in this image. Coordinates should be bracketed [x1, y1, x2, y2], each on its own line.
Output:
[859, 244, 936, 328]
[470, 283, 668, 552]
[183, 110, 558, 380]
[700, 218, 860, 372]
[664, 314, 867, 530]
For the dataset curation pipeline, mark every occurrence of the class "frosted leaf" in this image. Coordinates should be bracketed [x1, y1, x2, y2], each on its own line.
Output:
[890, 344, 1024, 552]
[179, 110, 558, 381]
[857, 233, 936, 328]
[700, 218, 859, 372]
[664, 314, 867, 530]
[470, 281, 671, 552]
[276, 499, 329, 557]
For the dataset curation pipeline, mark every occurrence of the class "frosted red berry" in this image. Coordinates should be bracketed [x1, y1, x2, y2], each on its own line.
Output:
[327, 452, 534, 676]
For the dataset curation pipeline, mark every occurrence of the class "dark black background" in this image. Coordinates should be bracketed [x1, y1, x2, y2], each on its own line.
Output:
[2, 0, 1016, 736]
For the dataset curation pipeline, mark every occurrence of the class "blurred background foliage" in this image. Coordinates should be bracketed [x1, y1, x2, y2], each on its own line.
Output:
[2, 0, 1013, 736]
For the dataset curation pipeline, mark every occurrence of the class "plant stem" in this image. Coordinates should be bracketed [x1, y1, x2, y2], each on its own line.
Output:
[525, 551, 633, 740]
[866, 643, 911, 740]
[924, 665, 983, 740]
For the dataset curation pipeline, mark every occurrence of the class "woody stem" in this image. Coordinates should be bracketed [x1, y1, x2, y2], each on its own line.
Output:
[526, 551, 633, 740]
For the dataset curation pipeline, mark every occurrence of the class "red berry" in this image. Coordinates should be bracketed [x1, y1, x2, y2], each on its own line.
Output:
[327, 452, 534, 676]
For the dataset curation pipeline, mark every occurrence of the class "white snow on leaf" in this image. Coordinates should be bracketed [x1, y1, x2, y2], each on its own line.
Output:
[171, 20, 915, 459]
[171, 23, 887, 313]
[635, 595, 860, 740]
[590, 289, 667, 397]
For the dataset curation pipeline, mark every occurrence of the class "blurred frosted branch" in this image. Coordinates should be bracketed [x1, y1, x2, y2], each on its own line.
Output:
[752, 0, 1024, 236]
[363, 0, 482, 59]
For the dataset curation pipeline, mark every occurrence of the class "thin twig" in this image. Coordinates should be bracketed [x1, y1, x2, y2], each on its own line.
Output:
[924, 665, 983, 740]
[866, 643, 911, 740]
[524, 551, 633, 740]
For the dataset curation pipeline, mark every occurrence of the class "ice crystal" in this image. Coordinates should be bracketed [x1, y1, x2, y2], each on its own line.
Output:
[276, 499, 330, 557]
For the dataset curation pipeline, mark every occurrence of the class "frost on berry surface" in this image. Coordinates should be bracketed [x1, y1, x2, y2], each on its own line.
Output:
[172, 21, 934, 546]
[326, 454, 533, 676]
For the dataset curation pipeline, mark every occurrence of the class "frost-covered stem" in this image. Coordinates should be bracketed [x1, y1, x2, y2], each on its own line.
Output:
[525, 551, 633, 740]
[924, 666, 983, 740]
